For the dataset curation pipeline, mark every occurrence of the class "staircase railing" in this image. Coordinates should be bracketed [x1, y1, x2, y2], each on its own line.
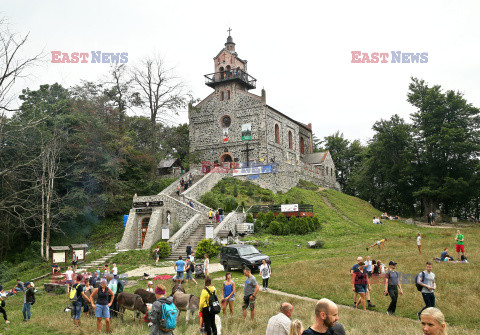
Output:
[168, 213, 203, 251]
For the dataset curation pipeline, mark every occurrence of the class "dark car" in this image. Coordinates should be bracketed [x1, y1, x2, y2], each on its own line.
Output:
[220, 244, 271, 272]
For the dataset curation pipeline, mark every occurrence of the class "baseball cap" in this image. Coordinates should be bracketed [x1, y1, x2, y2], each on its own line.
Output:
[24, 282, 31, 287]
[148, 281, 153, 285]
[389, 261, 397, 266]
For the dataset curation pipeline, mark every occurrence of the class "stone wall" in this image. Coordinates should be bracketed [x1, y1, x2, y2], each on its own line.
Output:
[213, 211, 246, 243]
[182, 168, 230, 201]
[159, 169, 202, 196]
[168, 213, 203, 251]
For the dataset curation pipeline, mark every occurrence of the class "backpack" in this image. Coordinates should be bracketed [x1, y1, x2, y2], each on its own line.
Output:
[69, 284, 79, 301]
[160, 302, 178, 331]
[206, 288, 221, 315]
[415, 271, 426, 291]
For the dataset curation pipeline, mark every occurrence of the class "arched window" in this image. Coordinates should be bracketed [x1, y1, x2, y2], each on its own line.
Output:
[300, 137, 305, 154]
[220, 91, 224, 101]
[288, 131, 293, 149]
[275, 124, 280, 144]
[227, 90, 231, 100]
[226, 65, 231, 78]
[219, 66, 224, 80]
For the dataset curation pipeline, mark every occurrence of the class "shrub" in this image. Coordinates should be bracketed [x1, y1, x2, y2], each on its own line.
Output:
[200, 191, 219, 209]
[246, 213, 254, 223]
[233, 184, 238, 197]
[268, 220, 282, 235]
[153, 241, 171, 259]
[256, 212, 265, 226]
[261, 195, 273, 202]
[311, 216, 321, 230]
[224, 197, 238, 213]
[280, 220, 291, 235]
[246, 185, 254, 196]
[219, 181, 226, 194]
[264, 212, 275, 225]
[276, 213, 287, 224]
[195, 239, 219, 258]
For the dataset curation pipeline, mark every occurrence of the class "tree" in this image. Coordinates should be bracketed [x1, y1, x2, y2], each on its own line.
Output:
[407, 77, 480, 216]
[131, 55, 188, 176]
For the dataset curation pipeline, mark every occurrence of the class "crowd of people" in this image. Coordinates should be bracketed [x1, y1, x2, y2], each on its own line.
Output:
[175, 174, 194, 196]
[208, 208, 225, 224]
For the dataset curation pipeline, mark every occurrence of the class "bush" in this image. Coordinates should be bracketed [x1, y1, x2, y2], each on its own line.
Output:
[268, 220, 282, 235]
[261, 195, 273, 202]
[219, 181, 226, 194]
[224, 197, 238, 213]
[246, 213, 254, 223]
[200, 191, 219, 209]
[264, 212, 275, 225]
[233, 184, 238, 197]
[280, 220, 291, 235]
[153, 241, 171, 259]
[246, 185, 254, 196]
[195, 239, 219, 258]
[276, 213, 287, 224]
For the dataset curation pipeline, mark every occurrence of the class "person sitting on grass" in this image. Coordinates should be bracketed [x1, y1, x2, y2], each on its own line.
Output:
[440, 248, 454, 262]
[367, 238, 387, 254]
[52, 263, 60, 275]
[420, 307, 447, 335]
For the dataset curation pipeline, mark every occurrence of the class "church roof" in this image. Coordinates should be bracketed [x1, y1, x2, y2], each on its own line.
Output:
[157, 158, 181, 169]
[303, 151, 329, 165]
[266, 104, 313, 132]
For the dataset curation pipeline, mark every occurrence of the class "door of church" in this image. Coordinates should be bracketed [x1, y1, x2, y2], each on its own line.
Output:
[141, 217, 150, 246]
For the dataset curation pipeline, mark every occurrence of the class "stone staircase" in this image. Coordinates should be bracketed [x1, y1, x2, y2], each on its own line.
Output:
[167, 219, 215, 261]
[168, 174, 204, 198]
[75, 249, 131, 273]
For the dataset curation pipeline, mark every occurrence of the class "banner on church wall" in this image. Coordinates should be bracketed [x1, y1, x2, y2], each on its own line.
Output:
[241, 123, 252, 141]
[233, 163, 278, 176]
[223, 128, 229, 143]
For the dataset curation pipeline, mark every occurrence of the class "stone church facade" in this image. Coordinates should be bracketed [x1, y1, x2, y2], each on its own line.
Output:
[189, 33, 340, 192]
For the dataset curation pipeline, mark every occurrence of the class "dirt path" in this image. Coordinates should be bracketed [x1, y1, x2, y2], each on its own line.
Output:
[123, 263, 224, 278]
[321, 195, 359, 226]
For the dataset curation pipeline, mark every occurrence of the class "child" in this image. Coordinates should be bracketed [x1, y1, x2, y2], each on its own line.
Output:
[146, 281, 154, 293]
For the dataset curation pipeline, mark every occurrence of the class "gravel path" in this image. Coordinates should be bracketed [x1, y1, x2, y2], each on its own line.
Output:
[123, 263, 224, 278]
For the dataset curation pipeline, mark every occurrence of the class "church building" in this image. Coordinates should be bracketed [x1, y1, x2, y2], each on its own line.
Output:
[188, 31, 339, 192]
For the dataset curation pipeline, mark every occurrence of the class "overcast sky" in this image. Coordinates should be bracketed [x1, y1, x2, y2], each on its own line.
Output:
[3, 0, 480, 143]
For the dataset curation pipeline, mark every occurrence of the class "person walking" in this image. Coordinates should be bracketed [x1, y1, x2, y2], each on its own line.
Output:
[0, 285, 10, 324]
[455, 229, 465, 259]
[199, 276, 217, 335]
[71, 274, 90, 327]
[365, 256, 373, 278]
[176, 184, 181, 197]
[71, 252, 78, 272]
[204, 254, 210, 277]
[90, 278, 114, 333]
[65, 266, 74, 293]
[208, 209, 214, 224]
[352, 262, 371, 310]
[174, 256, 186, 284]
[420, 307, 447, 335]
[350, 257, 375, 308]
[218, 208, 224, 223]
[259, 259, 272, 291]
[112, 264, 118, 279]
[266, 302, 293, 335]
[417, 262, 436, 319]
[22, 282, 35, 321]
[301, 298, 345, 335]
[185, 256, 198, 285]
[221, 272, 235, 316]
[417, 233, 422, 254]
[242, 267, 259, 321]
[107, 275, 119, 318]
[147, 284, 175, 335]
[385, 261, 403, 316]
[154, 247, 160, 266]
[186, 242, 192, 258]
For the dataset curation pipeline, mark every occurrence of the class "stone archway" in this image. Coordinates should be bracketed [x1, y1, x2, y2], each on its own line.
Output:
[219, 153, 233, 163]
[141, 217, 150, 247]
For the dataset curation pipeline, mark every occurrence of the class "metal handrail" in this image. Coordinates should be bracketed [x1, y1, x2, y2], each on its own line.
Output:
[204, 69, 257, 87]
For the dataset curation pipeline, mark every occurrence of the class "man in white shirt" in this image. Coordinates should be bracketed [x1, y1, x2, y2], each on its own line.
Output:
[266, 302, 293, 335]
[112, 263, 118, 279]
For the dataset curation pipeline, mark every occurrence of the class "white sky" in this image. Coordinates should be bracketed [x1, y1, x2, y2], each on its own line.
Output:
[3, 0, 480, 143]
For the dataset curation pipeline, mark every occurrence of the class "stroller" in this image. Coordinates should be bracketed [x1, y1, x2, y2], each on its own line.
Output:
[194, 263, 205, 279]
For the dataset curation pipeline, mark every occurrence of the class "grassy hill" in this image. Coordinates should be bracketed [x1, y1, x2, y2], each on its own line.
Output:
[2, 178, 479, 334]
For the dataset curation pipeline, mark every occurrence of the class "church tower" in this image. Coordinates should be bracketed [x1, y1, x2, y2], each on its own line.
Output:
[204, 29, 257, 93]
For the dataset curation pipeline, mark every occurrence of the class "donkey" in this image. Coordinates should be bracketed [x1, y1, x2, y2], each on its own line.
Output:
[134, 288, 156, 304]
[171, 284, 199, 322]
[117, 292, 148, 322]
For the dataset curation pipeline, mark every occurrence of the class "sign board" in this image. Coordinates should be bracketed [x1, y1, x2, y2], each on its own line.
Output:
[281, 204, 299, 212]
[233, 163, 278, 176]
[52, 252, 66, 263]
[248, 174, 260, 180]
[241, 123, 252, 141]
[162, 227, 170, 240]
[205, 225, 214, 239]
[74, 249, 85, 260]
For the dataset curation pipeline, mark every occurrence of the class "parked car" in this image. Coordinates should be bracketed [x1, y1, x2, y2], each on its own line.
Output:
[220, 244, 271, 272]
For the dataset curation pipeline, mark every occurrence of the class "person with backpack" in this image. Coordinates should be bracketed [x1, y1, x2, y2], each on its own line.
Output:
[148, 284, 177, 335]
[259, 259, 272, 291]
[417, 262, 436, 320]
[71, 274, 90, 327]
[0, 285, 10, 324]
[185, 256, 198, 285]
[22, 282, 35, 321]
[199, 276, 218, 335]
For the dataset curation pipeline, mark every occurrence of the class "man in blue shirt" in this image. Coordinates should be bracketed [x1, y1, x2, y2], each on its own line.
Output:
[174, 256, 186, 284]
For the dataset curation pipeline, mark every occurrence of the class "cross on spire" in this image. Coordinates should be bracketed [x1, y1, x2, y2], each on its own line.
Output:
[227, 27, 232, 36]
